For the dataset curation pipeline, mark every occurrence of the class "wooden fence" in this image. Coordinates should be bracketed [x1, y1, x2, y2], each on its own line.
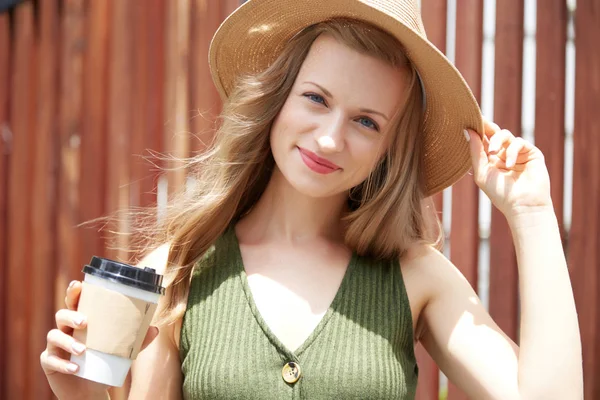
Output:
[0, 0, 598, 399]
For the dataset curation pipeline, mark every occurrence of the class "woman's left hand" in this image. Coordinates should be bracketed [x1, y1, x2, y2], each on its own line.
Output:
[465, 119, 552, 218]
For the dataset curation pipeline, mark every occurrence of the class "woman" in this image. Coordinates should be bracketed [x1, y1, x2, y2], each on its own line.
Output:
[40, 1, 583, 399]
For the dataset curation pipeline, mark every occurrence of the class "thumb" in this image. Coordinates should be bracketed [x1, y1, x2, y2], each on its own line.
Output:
[465, 129, 487, 178]
[141, 326, 160, 351]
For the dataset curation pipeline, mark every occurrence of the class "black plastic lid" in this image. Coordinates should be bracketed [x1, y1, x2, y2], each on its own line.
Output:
[82, 256, 165, 295]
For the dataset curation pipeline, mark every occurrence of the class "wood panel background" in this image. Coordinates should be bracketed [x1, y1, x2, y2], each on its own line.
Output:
[0, 0, 598, 398]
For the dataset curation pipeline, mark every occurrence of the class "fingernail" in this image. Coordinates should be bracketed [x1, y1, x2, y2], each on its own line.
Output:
[72, 342, 86, 354]
[74, 316, 86, 326]
[67, 363, 79, 373]
[463, 129, 470, 142]
[506, 158, 515, 168]
[68, 280, 76, 289]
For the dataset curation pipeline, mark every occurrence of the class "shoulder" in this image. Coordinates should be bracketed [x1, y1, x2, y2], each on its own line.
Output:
[398, 242, 472, 341]
[136, 242, 172, 274]
[135, 243, 184, 348]
[400, 242, 471, 288]
[400, 243, 521, 399]
[136, 241, 220, 350]
[130, 243, 184, 398]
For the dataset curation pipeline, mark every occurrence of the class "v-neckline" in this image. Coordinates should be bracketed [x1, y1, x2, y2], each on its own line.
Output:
[225, 224, 357, 359]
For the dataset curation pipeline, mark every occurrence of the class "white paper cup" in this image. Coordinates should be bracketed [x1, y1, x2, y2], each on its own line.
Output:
[70, 258, 164, 387]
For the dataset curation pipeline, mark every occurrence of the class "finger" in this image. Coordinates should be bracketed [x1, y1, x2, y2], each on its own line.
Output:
[489, 155, 528, 172]
[55, 309, 87, 332]
[65, 280, 82, 311]
[140, 326, 160, 352]
[488, 129, 515, 154]
[483, 119, 501, 139]
[40, 350, 80, 375]
[465, 129, 487, 178]
[505, 137, 535, 168]
[46, 328, 87, 357]
[489, 152, 531, 167]
[481, 133, 491, 154]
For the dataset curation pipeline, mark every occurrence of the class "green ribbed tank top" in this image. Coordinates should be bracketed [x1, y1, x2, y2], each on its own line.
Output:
[179, 225, 418, 399]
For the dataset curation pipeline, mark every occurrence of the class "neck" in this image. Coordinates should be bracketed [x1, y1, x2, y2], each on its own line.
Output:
[237, 167, 349, 244]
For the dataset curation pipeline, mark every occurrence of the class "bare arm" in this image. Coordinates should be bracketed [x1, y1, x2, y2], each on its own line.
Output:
[417, 122, 583, 399]
[416, 209, 582, 399]
[128, 322, 183, 400]
[508, 207, 582, 398]
[414, 247, 521, 399]
[127, 243, 183, 400]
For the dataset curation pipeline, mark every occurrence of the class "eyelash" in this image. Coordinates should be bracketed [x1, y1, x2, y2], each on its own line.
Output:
[302, 93, 380, 132]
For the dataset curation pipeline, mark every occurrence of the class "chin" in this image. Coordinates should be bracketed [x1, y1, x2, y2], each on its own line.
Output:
[281, 164, 349, 199]
[291, 179, 341, 198]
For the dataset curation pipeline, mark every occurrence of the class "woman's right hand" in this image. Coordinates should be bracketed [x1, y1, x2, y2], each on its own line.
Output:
[40, 280, 159, 400]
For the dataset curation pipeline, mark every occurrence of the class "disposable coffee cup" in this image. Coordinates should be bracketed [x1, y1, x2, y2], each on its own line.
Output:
[70, 256, 165, 387]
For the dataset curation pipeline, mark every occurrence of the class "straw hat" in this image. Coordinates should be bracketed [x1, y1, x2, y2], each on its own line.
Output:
[208, 0, 484, 196]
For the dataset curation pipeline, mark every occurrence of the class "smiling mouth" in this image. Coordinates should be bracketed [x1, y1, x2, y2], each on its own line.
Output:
[297, 146, 341, 174]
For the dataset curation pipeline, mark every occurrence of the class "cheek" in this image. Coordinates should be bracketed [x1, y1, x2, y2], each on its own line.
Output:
[270, 109, 301, 169]
[348, 136, 387, 173]
[270, 101, 302, 144]
[270, 112, 291, 151]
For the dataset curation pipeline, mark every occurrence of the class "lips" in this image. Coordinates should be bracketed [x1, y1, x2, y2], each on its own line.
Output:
[297, 146, 341, 174]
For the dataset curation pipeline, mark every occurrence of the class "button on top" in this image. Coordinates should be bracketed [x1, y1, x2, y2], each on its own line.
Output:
[282, 361, 301, 384]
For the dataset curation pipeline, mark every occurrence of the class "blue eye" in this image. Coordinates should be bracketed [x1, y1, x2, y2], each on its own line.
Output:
[304, 93, 326, 105]
[358, 117, 379, 131]
[303, 93, 379, 131]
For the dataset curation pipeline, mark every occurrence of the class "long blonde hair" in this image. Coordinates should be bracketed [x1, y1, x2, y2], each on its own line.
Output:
[107, 18, 441, 327]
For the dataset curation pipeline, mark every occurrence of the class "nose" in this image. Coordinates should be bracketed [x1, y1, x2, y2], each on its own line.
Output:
[315, 116, 345, 153]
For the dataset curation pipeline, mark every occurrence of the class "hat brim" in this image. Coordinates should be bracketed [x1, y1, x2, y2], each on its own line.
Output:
[209, 0, 484, 196]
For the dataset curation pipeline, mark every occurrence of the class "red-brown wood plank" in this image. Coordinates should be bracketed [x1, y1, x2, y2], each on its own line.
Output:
[118, 2, 166, 395]
[57, 0, 85, 313]
[129, 0, 165, 215]
[569, 0, 600, 397]
[30, 1, 59, 399]
[129, 1, 151, 219]
[79, 0, 109, 275]
[145, 0, 167, 186]
[534, 0, 567, 235]
[415, 2, 447, 398]
[190, 0, 222, 155]
[488, 0, 524, 343]
[413, 343, 439, 400]
[222, 0, 243, 16]
[419, 0, 447, 237]
[452, 0, 483, 293]
[421, 0, 447, 54]
[447, 1, 484, 399]
[105, 0, 133, 264]
[105, 2, 135, 396]
[6, 3, 36, 398]
[420, 0, 446, 251]
[0, 11, 11, 400]
[164, 0, 191, 196]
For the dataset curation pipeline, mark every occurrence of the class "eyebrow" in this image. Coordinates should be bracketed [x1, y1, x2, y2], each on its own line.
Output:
[303, 81, 390, 121]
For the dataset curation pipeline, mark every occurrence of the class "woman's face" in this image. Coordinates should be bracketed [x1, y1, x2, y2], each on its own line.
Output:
[270, 33, 409, 199]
